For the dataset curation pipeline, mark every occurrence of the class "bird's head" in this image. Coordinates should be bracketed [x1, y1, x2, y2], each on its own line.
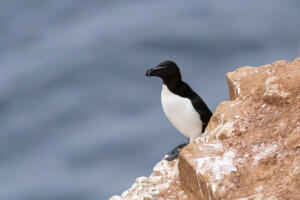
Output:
[146, 60, 182, 83]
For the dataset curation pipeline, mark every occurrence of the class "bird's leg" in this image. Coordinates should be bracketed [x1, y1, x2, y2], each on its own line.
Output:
[165, 139, 190, 161]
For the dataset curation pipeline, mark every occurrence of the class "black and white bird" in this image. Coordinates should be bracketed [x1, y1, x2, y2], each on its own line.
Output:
[146, 60, 212, 161]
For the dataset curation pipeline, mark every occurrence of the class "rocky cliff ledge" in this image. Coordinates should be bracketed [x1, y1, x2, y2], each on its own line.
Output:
[110, 58, 300, 200]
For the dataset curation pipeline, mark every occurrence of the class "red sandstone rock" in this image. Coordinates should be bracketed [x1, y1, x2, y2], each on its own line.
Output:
[180, 57, 300, 200]
[111, 57, 300, 200]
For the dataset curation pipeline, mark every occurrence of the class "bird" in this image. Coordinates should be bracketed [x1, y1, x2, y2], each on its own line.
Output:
[146, 60, 212, 161]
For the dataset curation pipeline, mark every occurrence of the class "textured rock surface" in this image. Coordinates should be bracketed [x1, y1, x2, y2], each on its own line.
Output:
[109, 159, 188, 200]
[180, 58, 300, 200]
[111, 58, 300, 200]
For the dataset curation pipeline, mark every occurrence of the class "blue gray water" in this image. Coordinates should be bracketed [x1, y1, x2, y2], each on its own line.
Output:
[0, 0, 300, 199]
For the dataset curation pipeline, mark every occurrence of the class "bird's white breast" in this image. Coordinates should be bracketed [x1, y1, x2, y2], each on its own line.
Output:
[161, 84, 202, 142]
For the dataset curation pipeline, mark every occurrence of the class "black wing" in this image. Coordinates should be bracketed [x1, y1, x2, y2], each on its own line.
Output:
[168, 81, 212, 132]
[190, 95, 212, 132]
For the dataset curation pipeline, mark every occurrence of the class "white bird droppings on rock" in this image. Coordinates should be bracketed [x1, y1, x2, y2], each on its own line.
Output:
[252, 144, 278, 165]
[196, 150, 237, 180]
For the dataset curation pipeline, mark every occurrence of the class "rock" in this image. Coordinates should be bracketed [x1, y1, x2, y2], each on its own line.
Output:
[285, 127, 300, 149]
[110, 159, 188, 200]
[111, 57, 300, 200]
[180, 57, 300, 200]
[235, 193, 278, 200]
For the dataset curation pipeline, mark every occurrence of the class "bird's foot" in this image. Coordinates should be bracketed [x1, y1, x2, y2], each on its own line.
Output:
[166, 143, 188, 156]
[165, 151, 180, 161]
[165, 142, 188, 161]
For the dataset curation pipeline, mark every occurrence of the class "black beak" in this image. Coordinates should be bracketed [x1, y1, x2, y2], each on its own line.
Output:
[145, 68, 153, 77]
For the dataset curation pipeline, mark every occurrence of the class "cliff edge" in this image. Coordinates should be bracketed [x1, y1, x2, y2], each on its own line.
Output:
[111, 57, 300, 200]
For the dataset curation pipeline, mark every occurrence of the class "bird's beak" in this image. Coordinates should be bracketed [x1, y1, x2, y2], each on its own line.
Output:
[145, 68, 154, 77]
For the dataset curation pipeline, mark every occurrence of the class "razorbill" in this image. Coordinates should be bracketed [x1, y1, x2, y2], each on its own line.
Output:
[146, 60, 212, 161]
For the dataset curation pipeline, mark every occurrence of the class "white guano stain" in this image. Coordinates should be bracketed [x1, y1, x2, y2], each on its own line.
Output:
[196, 171, 204, 199]
[196, 150, 237, 197]
[252, 144, 278, 165]
[153, 159, 178, 179]
[233, 80, 241, 97]
[204, 113, 235, 141]
[264, 76, 290, 98]
[206, 182, 212, 200]
[204, 142, 223, 150]
[216, 121, 235, 139]
[118, 159, 188, 200]
[196, 150, 237, 181]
